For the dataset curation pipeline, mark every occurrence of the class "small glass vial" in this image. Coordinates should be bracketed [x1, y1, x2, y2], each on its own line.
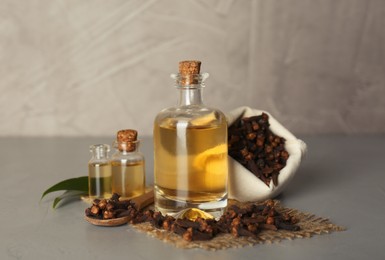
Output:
[88, 144, 112, 199]
[154, 60, 228, 218]
[110, 129, 145, 199]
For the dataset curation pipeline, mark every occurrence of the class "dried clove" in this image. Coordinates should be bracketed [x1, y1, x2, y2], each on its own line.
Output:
[275, 219, 300, 231]
[232, 225, 257, 238]
[171, 223, 186, 236]
[90, 205, 100, 215]
[183, 227, 213, 241]
[103, 210, 115, 219]
[266, 216, 275, 225]
[260, 223, 278, 231]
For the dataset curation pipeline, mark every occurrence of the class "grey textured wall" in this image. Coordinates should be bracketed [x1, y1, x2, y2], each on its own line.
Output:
[0, 0, 384, 136]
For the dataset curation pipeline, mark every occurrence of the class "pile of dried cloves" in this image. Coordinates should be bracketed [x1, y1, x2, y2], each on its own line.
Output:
[228, 113, 289, 186]
[86, 194, 300, 241]
[216, 200, 300, 239]
[85, 193, 137, 219]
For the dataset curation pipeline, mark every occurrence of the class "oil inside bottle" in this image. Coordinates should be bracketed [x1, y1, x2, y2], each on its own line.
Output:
[154, 119, 228, 217]
[88, 162, 112, 199]
[111, 160, 145, 199]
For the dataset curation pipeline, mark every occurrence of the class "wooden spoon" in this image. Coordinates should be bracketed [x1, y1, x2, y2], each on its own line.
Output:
[85, 189, 154, 227]
[84, 215, 129, 226]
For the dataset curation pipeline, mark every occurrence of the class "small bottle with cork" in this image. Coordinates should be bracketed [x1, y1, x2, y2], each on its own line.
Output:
[110, 129, 146, 199]
[88, 144, 112, 199]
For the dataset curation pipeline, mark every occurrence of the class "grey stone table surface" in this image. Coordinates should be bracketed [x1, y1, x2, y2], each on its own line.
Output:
[1, 135, 384, 260]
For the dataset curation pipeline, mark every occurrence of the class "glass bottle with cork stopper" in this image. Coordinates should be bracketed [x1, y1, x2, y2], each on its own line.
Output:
[153, 60, 228, 218]
[88, 144, 112, 199]
[110, 129, 146, 199]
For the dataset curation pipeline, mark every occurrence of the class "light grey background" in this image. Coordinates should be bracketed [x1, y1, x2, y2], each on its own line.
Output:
[1, 0, 384, 137]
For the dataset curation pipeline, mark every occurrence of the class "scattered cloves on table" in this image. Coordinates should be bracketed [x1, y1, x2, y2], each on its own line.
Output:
[86, 194, 300, 241]
[228, 113, 289, 186]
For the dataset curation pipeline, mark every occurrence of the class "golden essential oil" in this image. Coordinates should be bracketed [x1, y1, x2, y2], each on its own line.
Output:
[88, 162, 112, 199]
[111, 160, 145, 199]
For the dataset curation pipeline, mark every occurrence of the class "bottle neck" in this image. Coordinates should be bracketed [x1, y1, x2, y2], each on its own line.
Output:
[172, 72, 208, 107]
[90, 144, 110, 160]
[113, 140, 139, 154]
[177, 87, 203, 106]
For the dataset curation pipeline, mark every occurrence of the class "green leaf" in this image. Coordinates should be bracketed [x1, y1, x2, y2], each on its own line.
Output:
[41, 176, 88, 200]
[53, 190, 87, 209]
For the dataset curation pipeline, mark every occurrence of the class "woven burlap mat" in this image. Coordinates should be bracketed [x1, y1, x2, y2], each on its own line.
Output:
[131, 200, 345, 250]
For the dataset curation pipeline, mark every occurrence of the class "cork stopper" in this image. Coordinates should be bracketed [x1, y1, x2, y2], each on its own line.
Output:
[179, 60, 201, 75]
[116, 129, 137, 152]
[178, 60, 201, 85]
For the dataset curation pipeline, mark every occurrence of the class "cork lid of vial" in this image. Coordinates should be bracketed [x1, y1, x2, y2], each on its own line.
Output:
[179, 60, 201, 75]
[178, 60, 201, 85]
[117, 129, 137, 152]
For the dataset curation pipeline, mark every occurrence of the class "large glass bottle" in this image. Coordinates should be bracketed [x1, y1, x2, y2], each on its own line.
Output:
[154, 60, 228, 218]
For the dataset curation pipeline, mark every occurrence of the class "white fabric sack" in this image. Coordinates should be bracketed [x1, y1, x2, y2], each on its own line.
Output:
[226, 106, 307, 202]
